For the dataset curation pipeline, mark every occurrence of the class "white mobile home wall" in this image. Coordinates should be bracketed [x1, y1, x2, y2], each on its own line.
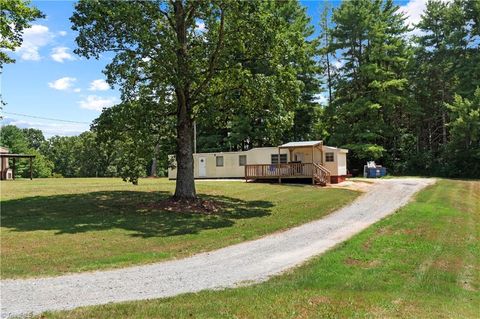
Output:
[168, 147, 290, 179]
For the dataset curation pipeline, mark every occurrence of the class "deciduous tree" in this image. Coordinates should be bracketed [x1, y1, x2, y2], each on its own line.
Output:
[71, 0, 320, 198]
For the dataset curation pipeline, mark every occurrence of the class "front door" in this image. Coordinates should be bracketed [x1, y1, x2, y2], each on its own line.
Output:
[295, 153, 304, 162]
[198, 157, 207, 177]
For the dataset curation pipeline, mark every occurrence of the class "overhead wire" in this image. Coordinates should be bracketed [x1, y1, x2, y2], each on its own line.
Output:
[1, 111, 90, 124]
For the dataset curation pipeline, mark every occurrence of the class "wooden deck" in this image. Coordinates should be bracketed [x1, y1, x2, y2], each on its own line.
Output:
[245, 163, 331, 185]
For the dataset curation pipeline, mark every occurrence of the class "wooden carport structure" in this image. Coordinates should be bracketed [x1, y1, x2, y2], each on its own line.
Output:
[0, 153, 36, 180]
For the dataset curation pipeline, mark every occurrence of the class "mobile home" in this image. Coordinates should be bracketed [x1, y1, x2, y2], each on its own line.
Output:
[168, 141, 348, 184]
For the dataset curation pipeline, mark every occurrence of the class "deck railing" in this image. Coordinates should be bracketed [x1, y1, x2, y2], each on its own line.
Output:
[245, 162, 330, 185]
[245, 163, 313, 179]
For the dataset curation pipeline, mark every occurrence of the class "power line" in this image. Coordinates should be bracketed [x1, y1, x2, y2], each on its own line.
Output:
[1, 111, 91, 125]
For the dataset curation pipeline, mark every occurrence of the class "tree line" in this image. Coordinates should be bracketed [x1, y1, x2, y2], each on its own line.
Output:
[1, 0, 479, 188]
[0, 124, 173, 180]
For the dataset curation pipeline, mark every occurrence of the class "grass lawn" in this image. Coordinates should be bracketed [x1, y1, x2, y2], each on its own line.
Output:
[40, 179, 480, 318]
[0, 178, 358, 278]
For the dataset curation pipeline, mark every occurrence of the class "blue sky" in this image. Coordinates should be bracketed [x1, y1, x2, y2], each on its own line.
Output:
[2, 0, 417, 137]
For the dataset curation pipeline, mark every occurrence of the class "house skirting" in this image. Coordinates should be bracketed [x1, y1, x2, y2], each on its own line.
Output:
[169, 177, 244, 180]
[330, 175, 347, 184]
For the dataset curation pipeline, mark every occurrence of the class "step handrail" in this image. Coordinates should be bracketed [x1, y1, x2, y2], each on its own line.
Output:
[313, 163, 331, 184]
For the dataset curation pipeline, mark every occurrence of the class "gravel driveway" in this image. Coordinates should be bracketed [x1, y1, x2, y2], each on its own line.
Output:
[1, 178, 435, 318]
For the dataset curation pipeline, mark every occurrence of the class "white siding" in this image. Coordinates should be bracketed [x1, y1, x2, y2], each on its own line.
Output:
[168, 147, 289, 179]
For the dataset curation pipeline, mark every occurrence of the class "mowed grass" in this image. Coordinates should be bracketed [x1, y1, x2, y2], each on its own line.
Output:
[0, 178, 358, 278]
[40, 179, 480, 319]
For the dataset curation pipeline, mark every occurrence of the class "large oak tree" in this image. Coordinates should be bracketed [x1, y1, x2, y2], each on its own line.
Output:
[71, 0, 317, 199]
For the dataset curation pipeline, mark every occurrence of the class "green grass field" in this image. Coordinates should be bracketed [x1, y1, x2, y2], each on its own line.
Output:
[39, 179, 480, 318]
[0, 178, 357, 278]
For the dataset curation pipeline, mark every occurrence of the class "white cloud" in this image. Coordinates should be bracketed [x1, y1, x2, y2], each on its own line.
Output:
[313, 93, 328, 105]
[78, 95, 117, 111]
[51, 47, 75, 63]
[398, 0, 452, 28]
[74, 88, 81, 93]
[16, 24, 54, 61]
[2, 117, 89, 138]
[88, 79, 110, 91]
[195, 21, 206, 33]
[333, 59, 344, 69]
[398, 0, 427, 27]
[58, 31, 67, 36]
[48, 77, 77, 91]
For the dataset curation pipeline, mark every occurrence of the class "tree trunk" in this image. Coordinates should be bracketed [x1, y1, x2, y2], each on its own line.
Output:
[324, 30, 332, 104]
[442, 110, 447, 145]
[150, 158, 157, 177]
[150, 144, 159, 177]
[174, 91, 196, 199]
[174, 120, 196, 200]
[172, 0, 196, 200]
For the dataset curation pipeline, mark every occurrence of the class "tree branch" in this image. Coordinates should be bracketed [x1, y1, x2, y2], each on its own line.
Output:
[186, 2, 196, 26]
[191, 86, 243, 107]
[159, 8, 176, 30]
[191, 6, 225, 102]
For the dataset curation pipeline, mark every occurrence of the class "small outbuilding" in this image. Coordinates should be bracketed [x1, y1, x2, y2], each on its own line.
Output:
[0, 146, 36, 180]
[168, 141, 348, 185]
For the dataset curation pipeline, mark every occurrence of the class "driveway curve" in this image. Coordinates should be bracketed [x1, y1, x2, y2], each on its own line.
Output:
[1, 178, 435, 318]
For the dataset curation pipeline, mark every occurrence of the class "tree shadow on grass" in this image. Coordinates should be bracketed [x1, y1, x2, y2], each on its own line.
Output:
[1, 191, 273, 238]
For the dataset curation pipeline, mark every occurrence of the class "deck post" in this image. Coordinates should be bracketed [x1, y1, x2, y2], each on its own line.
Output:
[12, 158, 16, 180]
[312, 145, 315, 184]
[320, 141, 324, 165]
[278, 147, 281, 184]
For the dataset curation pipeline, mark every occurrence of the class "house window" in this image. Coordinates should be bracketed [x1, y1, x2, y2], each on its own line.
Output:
[271, 154, 287, 164]
[216, 156, 224, 167]
[239, 155, 247, 166]
[325, 152, 334, 162]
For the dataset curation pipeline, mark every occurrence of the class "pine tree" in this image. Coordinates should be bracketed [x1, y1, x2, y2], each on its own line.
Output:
[408, 0, 480, 175]
[324, 0, 411, 171]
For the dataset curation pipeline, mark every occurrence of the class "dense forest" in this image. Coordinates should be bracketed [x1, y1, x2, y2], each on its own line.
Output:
[1, 0, 479, 182]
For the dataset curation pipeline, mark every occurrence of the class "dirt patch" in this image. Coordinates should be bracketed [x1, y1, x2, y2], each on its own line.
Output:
[431, 258, 463, 273]
[308, 295, 331, 305]
[345, 257, 363, 266]
[327, 180, 374, 192]
[295, 296, 332, 319]
[459, 264, 477, 292]
[362, 240, 372, 251]
[140, 198, 224, 214]
[376, 226, 394, 235]
[344, 257, 381, 268]
[401, 228, 416, 235]
[362, 226, 395, 251]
